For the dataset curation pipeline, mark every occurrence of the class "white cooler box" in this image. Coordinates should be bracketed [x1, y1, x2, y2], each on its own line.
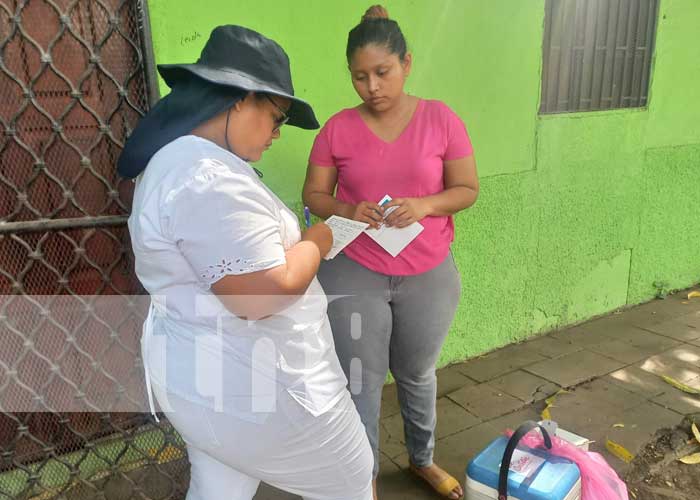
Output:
[465, 421, 581, 500]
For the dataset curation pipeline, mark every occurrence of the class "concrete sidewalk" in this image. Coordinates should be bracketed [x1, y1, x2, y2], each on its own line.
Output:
[255, 288, 700, 499]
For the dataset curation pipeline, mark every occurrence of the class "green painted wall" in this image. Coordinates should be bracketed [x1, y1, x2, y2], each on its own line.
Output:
[146, 0, 700, 363]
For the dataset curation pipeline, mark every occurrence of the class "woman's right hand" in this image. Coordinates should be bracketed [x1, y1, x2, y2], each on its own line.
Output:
[301, 222, 333, 257]
[350, 201, 384, 229]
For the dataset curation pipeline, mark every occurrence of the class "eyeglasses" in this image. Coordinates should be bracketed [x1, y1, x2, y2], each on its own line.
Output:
[264, 94, 290, 132]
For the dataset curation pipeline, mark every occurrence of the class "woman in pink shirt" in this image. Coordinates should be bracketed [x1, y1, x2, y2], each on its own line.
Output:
[303, 5, 478, 499]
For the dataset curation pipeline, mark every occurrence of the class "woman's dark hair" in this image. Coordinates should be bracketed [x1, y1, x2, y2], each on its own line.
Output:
[346, 5, 407, 63]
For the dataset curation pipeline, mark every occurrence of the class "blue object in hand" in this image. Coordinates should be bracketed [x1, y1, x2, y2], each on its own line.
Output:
[304, 206, 311, 228]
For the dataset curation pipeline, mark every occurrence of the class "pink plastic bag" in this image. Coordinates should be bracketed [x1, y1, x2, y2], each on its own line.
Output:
[505, 429, 628, 500]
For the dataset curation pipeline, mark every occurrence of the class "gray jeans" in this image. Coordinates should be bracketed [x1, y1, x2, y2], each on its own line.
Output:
[318, 252, 461, 477]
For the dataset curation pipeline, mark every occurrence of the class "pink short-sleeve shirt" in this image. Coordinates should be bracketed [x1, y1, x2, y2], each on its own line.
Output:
[309, 99, 473, 275]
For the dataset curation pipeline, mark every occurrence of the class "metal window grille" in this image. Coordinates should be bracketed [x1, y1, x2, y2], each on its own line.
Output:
[0, 1, 189, 498]
[540, 0, 659, 114]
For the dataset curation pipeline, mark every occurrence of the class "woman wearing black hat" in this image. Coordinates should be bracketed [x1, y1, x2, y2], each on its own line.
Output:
[120, 26, 373, 500]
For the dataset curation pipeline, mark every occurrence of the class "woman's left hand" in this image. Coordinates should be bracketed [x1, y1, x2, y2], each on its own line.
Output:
[383, 198, 431, 228]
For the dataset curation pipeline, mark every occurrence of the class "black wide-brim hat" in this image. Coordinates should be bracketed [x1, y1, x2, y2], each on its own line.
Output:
[157, 25, 318, 130]
[117, 25, 319, 178]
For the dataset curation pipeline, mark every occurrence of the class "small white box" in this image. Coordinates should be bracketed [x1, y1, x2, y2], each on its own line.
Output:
[538, 421, 591, 451]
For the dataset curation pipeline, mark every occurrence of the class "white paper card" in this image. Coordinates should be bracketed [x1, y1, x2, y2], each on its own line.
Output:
[364, 194, 424, 257]
[505, 449, 545, 479]
[323, 215, 369, 260]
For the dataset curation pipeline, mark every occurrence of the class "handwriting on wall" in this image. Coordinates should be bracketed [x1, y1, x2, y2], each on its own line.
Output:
[181, 30, 202, 46]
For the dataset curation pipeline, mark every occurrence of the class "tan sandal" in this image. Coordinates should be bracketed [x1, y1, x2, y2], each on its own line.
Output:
[409, 464, 463, 499]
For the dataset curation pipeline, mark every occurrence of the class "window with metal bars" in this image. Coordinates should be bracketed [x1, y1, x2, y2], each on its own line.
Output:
[540, 0, 659, 114]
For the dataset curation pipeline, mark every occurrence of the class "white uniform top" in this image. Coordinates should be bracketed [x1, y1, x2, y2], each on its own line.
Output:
[128, 135, 347, 422]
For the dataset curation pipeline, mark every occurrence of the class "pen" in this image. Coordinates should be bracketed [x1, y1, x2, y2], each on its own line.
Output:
[303, 206, 311, 228]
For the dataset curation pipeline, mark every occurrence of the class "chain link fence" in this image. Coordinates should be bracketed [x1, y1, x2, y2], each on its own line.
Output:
[0, 1, 189, 498]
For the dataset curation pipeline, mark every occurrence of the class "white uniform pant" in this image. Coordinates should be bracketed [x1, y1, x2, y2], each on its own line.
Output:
[153, 383, 374, 500]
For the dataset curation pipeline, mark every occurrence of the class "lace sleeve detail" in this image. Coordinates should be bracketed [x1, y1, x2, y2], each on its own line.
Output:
[200, 257, 285, 283]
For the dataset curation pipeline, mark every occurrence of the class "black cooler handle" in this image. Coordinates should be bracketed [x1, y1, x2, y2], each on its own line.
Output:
[497, 420, 552, 500]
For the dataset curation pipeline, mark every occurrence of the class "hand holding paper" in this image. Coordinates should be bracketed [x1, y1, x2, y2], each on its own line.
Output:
[364, 195, 424, 257]
[382, 197, 430, 228]
[320, 195, 424, 260]
[347, 200, 384, 229]
[323, 216, 369, 260]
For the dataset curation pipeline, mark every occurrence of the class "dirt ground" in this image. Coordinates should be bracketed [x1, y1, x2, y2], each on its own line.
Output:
[624, 413, 700, 500]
